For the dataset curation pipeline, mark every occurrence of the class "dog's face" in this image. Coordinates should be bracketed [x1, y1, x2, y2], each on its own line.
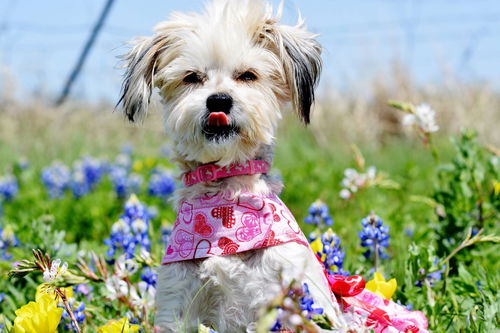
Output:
[119, 0, 321, 166]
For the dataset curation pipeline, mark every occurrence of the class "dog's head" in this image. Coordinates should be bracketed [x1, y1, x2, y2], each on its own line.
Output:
[118, 0, 321, 166]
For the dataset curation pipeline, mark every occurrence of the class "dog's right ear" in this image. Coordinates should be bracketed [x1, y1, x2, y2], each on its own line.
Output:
[117, 34, 171, 122]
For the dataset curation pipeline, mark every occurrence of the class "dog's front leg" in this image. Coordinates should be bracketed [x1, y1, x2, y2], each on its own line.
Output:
[155, 262, 201, 333]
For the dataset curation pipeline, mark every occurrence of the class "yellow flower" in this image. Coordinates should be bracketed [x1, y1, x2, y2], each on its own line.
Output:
[36, 284, 73, 302]
[98, 317, 140, 333]
[310, 237, 324, 258]
[12, 292, 63, 333]
[493, 180, 500, 196]
[132, 160, 143, 172]
[144, 157, 156, 168]
[366, 272, 397, 300]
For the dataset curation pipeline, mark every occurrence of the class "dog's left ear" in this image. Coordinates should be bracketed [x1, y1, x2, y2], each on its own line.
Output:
[117, 34, 171, 122]
[263, 19, 322, 124]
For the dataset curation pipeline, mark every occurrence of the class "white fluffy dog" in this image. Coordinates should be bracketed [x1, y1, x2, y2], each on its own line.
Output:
[119, 1, 354, 332]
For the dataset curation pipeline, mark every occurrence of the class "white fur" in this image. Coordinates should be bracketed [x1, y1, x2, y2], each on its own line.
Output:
[119, 0, 363, 332]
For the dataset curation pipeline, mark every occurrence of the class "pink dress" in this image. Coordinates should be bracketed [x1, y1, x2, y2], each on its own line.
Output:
[162, 192, 309, 264]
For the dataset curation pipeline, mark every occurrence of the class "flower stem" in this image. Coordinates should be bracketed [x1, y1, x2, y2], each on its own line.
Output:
[59, 290, 82, 333]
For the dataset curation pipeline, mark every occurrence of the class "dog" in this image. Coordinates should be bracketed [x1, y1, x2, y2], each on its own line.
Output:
[118, 0, 353, 331]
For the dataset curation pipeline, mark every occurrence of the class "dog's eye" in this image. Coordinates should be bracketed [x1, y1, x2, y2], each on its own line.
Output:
[183, 72, 203, 84]
[237, 71, 258, 82]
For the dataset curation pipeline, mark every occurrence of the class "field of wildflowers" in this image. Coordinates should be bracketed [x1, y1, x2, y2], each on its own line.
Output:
[0, 100, 498, 332]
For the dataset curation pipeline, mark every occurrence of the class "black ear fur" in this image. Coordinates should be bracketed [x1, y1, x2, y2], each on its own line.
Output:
[263, 23, 322, 124]
[282, 35, 321, 124]
[117, 35, 169, 122]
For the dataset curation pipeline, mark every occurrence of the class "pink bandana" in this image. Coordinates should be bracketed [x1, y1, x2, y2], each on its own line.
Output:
[162, 192, 309, 264]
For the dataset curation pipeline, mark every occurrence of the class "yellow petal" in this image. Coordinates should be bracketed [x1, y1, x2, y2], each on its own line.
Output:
[373, 272, 385, 282]
[13, 292, 63, 333]
[98, 318, 140, 333]
[365, 272, 397, 300]
[310, 238, 323, 255]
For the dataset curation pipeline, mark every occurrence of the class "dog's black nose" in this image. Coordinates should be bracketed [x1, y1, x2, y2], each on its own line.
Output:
[206, 93, 233, 114]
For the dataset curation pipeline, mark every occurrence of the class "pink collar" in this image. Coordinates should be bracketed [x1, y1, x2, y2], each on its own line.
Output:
[183, 160, 270, 187]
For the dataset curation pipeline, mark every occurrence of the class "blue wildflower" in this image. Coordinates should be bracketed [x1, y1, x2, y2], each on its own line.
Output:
[0, 175, 19, 201]
[121, 143, 134, 156]
[60, 301, 85, 331]
[304, 200, 334, 227]
[104, 195, 152, 262]
[70, 156, 104, 198]
[359, 212, 390, 262]
[147, 168, 175, 199]
[310, 229, 349, 276]
[74, 284, 93, 300]
[0, 224, 19, 260]
[141, 267, 157, 287]
[299, 283, 324, 319]
[115, 153, 133, 170]
[41, 161, 71, 198]
[16, 157, 29, 171]
[415, 259, 444, 288]
[109, 166, 142, 198]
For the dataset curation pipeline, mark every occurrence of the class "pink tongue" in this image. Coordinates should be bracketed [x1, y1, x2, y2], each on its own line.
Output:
[208, 112, 229, 126]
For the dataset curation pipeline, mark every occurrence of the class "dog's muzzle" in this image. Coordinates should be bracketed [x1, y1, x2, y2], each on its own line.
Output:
[203, 93, 239, 141]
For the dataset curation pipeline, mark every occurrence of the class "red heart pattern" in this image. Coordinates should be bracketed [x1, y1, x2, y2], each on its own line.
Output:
[211, 206, 235, 228]
[218, 237, 240, 255]
[193, 214, 213, 237]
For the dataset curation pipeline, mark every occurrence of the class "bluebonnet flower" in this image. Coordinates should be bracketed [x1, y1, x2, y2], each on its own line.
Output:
[109, 166, 143, 198]
[16, 157, 29, 171]
[0, 175, 19, 201]
[141, 267, 157, 288]
[299, 283, 324, 319]
[271, 282, 321, 332]
[0, 224, 19, 260]
[304, 200, 333, 227]
[415, 259, 444, 288]
[74, 284, 93, 301]
[104, 195, 152, 262]
[60, 302, 85, 331]
[41, 161, 71, 198]
[115, 153, 133, 170]
[359, 213, 390, 263]
[121, 143, 134, 156]
[310, 229, 349, 276]
[147, 168, 175, 199]
[70, 156, 105, 198]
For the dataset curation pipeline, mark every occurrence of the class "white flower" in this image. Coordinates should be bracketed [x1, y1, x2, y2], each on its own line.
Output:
[43, 259, 68, 283]
[130, 281, 156, 309]
[115, 255, 139, 278]
[288, 314, 303, 326]
[366, 166, 377, 180]
[402, 103, 439, 133]
[339, 189, 351, 200]
[283, 297, 294, 308]
[105, 275, 129, 300]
